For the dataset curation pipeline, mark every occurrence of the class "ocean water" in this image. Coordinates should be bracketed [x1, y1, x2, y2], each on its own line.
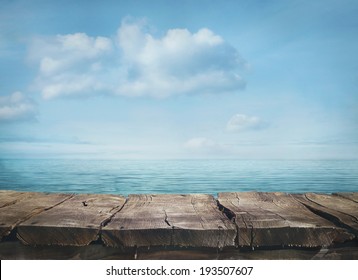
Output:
[0, 159, 357, 196]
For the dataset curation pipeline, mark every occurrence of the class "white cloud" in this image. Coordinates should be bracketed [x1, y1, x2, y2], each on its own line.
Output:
[184, 137, 218, 149]
[29, 32, 113, 99]
[184, 137, 235, 158]
[30, 19, 246, 99]
[0, 92, 37, 122]
[226, 114, 267, 132]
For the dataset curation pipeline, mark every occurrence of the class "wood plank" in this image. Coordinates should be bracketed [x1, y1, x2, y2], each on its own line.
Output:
[218, 192, 354, 248]
[0, 241, 135, 260]
[1, 240, 357, 260]
[0, 192, 72, 239]
[0, 190, 28, 208]
[17, 194, 126, 246]
[294, 193, 358, 236]
[102, 194, 236, 248]
[333, 192, 358, 203]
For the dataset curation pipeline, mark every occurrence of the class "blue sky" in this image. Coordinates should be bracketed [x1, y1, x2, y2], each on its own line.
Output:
[0, 0, 358, 159]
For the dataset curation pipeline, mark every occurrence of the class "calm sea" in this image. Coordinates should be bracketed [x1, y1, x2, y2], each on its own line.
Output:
[0, 159, 357, 196]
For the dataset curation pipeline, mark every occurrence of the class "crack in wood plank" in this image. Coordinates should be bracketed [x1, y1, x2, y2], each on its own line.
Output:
[218, 192, 354, 247]
[163, 210, 171, 227]
[304, 194, 358, 224]
[102, 194, 236, 248]
[293, 194, 358, 238]
[100, 197, 128, 229]
[1, 193, 74, 239]
[333, 193, 358, 204]
[216, 197, 240, 247]
[190, 197, 205, 230]
[17, 194, 126, 246]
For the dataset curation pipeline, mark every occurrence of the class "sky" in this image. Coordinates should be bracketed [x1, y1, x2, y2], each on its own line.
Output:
[0, 0, 358, 159]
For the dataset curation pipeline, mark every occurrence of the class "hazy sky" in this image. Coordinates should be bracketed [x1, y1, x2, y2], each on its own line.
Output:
[1, 0, 358, 159]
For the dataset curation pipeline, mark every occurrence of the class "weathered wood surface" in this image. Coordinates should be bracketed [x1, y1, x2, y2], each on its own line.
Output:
[334, 192, 358, 203]
[0, 191, 72, 239]
[294, 193, 358, 235]
[1, 240, 357, 260]
[1, 190, 358, 258]
[17, 194, 126, 246]
[102, 194, 236, 248]
[0, 190, 28, 208]
[218, 192, 355, 248]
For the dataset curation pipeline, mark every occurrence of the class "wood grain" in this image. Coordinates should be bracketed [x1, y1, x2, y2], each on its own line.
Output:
[102, 194, 236, 248]
[0, 191, 71, 239]
[294, 193, 358, 236]
[0, 190, 28, 208]
[17, 194, 126, 246]
[218, 192, 354, 248]
[333, 192, 358, 203]
[1, 190, 357, 258]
